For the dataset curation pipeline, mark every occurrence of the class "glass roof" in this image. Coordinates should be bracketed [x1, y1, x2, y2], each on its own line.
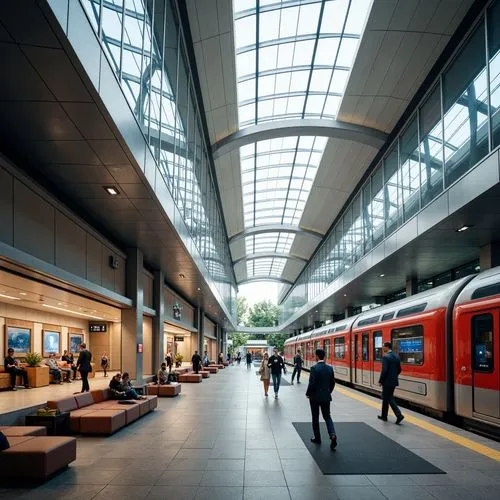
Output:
[232, 0, 372, 285]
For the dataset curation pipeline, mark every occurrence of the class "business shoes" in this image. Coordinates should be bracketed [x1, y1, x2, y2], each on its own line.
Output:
[330, 434, 337, 450]
[396, 415, 405, 425]
[310, 438, 321, 444]
[377, 416, 388, 421]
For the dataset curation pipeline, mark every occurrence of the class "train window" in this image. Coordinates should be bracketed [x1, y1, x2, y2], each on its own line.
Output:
[359, 316, 379, 327]
[362, 333, 369, 360]
[471, 283, 500, 300]
[396, 303, 427, 318]
[472, 314, 494, 372]
[335, 324, 347, 332]
[314, 340, 321, 353]
[324, 340, 331, 360]
[391, 325, 424, 365]
[373, 331, 383, 361]
[381, 312, 395, 321]
[334, 337, 346, 359]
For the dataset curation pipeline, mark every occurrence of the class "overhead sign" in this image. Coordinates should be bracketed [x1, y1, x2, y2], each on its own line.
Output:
[137, 343, 143, 353]
[174, 336, 184, 342]
[89, 323, 107, 333]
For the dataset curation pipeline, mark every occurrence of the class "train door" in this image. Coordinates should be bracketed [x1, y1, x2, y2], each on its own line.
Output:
[354, 334, 359, 383]
[471, 312, 500, 418]
[372, 330, 383, 387]
[361, 332, 370, 385]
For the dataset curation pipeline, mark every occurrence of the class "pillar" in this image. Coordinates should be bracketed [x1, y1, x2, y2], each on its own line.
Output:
[480, 242, 500, 270]
[196, 307, 205, 356]
[152, 270, 165, 373]
[222, 328, 227, 355]
[406, 277, 418, 296]
[344, 306, 354, 319]
[122, 248, 144, 383]
[216, 324, 221, 356]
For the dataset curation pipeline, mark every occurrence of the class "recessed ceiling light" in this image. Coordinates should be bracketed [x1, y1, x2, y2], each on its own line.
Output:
[19, 292, 27, 296]
[315, 310, 318, 313]
[179, 273, 185, 279]
[456, 225, 472, 232]
[379, 273, 385, 277]
[344, 293, 347, 297]
[197, 287, 201, 291]
[103, 186, 119, 196]
[0, 293, 21, 300]
[42, 304, 104, 320]
[57, 303, 62, 306]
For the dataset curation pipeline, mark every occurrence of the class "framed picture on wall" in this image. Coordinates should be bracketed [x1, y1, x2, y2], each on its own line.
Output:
[5, 326, 32, 357]
[43, 330, 60, 357]
[69, 333, 84, 354]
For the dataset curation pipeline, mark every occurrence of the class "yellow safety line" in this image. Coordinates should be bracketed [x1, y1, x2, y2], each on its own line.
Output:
[334, 385, 500, 462]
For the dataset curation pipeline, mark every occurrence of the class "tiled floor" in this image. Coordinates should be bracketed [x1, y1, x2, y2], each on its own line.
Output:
[1, 364, 499, 499]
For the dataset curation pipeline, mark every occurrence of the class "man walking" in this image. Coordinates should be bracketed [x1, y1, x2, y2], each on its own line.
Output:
[291, 349, 303, 384]
[77, 343, 92, 393]
[246, 351, 252, 369]
[306, 348, 337, 450]
[268, 348, 285, 399]
[192, 350, 201, 374]
[378, 342, 404, 424]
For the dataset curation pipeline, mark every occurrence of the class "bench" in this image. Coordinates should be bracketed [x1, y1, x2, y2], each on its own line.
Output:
[0, 426, 47, 436]
[205, 366, 219, 374]
[47, 389, 158, 435]
[178, 373, 202, 383]
[0, 435, 76, 482]
[146, 382, 181, 397]
[199, 370, 210, 379]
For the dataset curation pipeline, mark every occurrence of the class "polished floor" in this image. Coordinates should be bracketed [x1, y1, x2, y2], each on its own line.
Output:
[1, 364, 499, 499]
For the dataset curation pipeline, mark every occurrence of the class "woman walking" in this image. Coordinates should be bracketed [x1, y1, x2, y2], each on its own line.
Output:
[100, 352, 109, 377]
[259, 352, 271, 397]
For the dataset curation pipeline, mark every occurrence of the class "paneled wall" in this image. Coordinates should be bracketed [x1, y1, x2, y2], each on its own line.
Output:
[89, 322, 121, 371]
[164, 288, 195, 326]
[142, 316, 153, 376]
[0, 160, 126, 296]
[143, 271, 154, 309]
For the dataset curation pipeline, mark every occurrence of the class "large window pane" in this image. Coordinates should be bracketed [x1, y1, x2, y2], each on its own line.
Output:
[362, 182, 372, 253]
[371, 167, 384, 246]
[400, 115, 420, 221]
[419, 85, 443, 207]
[384, 146, 400, 237]
[489, 0, 500, 149]
[443, 22, 488, 186]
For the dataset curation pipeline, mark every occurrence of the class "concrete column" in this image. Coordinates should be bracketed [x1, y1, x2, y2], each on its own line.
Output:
[152, 270, 165, 373]
[122, 248, 144, 383]
[215, 324, 221, 356]
[480, 242, 500, 270]
[196, 307, 205, 356]
[344, 306, 354, 319]
[406, 277, 418, 296]
[222, 329, 227, 355]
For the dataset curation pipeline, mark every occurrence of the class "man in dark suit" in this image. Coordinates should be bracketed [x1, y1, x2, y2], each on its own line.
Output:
[306, 348, 337, 450]
[76, 343, 92, 393]
[192, 351, 201, 374]
[378, 342, 404, 424]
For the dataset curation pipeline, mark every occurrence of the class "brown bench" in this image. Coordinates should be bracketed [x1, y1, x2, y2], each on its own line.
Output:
[0, 426, 47, 436]
[146, 382, 181, 397]
[199, 370, 210, 379]
[205, 366, 219, 374]
[178, 373, 202, 383]
[47, 389, 158, 435]
[0, 435, 76, 481]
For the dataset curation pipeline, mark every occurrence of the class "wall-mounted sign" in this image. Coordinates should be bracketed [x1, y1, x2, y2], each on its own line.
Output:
[174, 336, 184, 342]
[89, 323, 107, 333]
[109, 255, 119, 269]
[173, 303, 182, 320]
[137, 343, 143, 353]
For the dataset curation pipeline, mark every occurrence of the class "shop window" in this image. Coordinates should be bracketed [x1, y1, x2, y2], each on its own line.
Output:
[334, 337, 345, 359]
[391, 325, 424, 365]
[362, 333, 369, 361]
[373, 331, 383, 361]
[472, 314, 494, 372]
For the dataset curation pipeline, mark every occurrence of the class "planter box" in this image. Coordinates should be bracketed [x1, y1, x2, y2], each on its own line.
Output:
[26, 366, 50, 388]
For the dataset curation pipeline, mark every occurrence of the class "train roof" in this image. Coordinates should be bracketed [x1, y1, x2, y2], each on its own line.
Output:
[455, 266, 500, 305]
[284, 316, 357, 344]
[352, 274, 475, 329]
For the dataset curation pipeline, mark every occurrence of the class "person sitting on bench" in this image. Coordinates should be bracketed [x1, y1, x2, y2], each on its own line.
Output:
[61, 350, 78, 380]
[109, 373, 145, 400]
[4, 348, 30, 391]
[158, 363, 169, 385]
[46, 353, 71, 383]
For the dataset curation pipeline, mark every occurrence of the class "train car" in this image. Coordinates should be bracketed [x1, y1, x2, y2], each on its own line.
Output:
[351, 276, 474, 414]
[454, 267, 500, 431]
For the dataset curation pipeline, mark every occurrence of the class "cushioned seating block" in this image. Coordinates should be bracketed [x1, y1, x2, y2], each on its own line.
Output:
[174, 368, 190, 375]
[0, 426, 47, 436]
[223, 362, 229, 366]
[138, 398, 150, 416]
[80, 410, 126, 434]
[3, 436, 35, 446]
[47, 396, 78, 412]
[0, 436, 76, 480]
[144, 395, 158, 411]
[178, 373, 202, 383]
[90, 389, 111, 403]
[216, 364, 225, 369]
[206, 366, 219, 374]
[158, 383, 181, 397]
[74, 392, 94, 408]
[97, 404, 141, 424]
[146, 384, 158, 395]
[199, 370, 210, 378]
[68, 408, 97, 433]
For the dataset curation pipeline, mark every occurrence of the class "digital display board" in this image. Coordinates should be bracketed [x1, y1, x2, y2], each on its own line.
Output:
[89, 323, 107, 333]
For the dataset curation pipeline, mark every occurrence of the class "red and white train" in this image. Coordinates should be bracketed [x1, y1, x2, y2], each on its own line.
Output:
[284, 266, 500, 433]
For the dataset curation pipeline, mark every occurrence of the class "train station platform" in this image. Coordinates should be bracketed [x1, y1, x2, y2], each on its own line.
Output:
[1, 364, 499, 499]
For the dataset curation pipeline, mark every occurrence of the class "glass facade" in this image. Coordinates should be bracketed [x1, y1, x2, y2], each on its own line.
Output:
[280, 0, 500, 323]
[80, 0, 237, 318]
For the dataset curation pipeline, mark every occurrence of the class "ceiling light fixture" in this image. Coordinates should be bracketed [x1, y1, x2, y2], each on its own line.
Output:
[179, 273, 185, 279]
[42, 304, 104, 320]
[103, 186, 119, 196]
[19, 292, 27, 296]
[456, 225, 472, 232]
[344, 293, 347, 297]
[197, 288, 201, 291]
[379, 273, 385, 277]
[0, 293, 21, 300]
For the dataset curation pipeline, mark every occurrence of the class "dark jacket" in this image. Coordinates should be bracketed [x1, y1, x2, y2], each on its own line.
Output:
[379, 351, 401, 387]
[268, 355, 285, 375]
[293, 354, 303, 367]
[306, 361, 335, 403]
[191, 354, 201, 367]
[77, 349, 92, 373]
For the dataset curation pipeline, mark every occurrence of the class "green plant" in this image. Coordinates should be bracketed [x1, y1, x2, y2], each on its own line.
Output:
[25, 352, 43, 367]
[174, 353, 183, 363]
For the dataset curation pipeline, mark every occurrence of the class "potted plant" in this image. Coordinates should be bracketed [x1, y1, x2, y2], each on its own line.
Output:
[174, 353, 183, 368]
[24, 352, 49, 388]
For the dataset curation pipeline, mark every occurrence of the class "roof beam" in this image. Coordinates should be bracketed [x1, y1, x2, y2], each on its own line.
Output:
[212, 119, 388, 159]
[238, 277, 294, 286]
[229, 224, 323, 244]
[233, 253, 308, 266]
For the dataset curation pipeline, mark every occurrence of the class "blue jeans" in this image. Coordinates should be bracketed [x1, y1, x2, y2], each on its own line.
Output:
[272, 373, 281, 393]
[310, 400, 336, 440]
